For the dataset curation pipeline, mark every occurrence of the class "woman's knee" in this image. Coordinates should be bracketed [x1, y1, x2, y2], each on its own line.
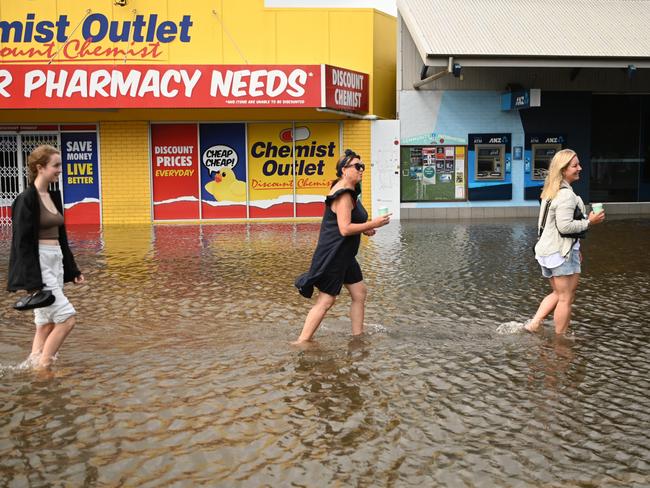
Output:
[36, 323, 55, 335]
[557, 291, 575, 304]
[317, 294, 336, 311]
[58, 315, 76, 331]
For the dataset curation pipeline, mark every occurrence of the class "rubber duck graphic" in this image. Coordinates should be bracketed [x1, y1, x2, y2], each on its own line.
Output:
[205, 167, 247, 202]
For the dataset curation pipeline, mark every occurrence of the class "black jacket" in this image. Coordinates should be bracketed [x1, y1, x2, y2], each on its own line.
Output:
[7, 185, 81, 292]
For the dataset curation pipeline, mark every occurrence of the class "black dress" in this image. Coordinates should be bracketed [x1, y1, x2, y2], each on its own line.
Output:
[295, 187, 368, 298]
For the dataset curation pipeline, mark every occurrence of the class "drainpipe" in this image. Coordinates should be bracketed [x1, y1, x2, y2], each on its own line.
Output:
[413, 57, 453, 89]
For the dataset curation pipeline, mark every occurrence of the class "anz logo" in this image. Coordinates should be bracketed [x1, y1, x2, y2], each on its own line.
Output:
[488, 137, 503, 143]
[545, 137, 560, 143]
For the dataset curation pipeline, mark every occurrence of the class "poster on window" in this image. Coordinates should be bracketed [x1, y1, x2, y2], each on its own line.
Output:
[61, 131, 101, 225]
[247, 123, 295, 218]
[295, 123, 339, 217]
[199, 123, 247, 219]
[150, 124, 199, 220]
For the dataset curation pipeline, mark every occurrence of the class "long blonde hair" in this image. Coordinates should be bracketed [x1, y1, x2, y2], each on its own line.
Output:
[540, 148, 577, 201]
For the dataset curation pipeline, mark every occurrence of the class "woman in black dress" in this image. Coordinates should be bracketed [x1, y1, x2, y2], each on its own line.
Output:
[294, 149, 391, 344]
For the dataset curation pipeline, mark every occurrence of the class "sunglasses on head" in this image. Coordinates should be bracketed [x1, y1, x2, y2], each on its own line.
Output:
[345, 162, 365, 171]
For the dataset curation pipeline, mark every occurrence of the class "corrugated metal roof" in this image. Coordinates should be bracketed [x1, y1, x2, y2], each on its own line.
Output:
[398, 0, 650, 59]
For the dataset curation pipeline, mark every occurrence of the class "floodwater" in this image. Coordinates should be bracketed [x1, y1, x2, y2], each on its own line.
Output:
[1, 217, 649, 487]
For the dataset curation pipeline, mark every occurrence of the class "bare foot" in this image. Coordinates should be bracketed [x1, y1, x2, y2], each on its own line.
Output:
[32, 366, 56, 380]
[290, 339, 318, 349]
[524, 319, 542, 333]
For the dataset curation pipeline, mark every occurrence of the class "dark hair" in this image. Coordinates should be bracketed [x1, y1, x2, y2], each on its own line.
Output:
[27, 145, 60, 184]
[331, 149, 360, 188]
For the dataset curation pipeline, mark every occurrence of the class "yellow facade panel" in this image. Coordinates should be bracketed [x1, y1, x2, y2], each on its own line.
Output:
[373, 13, 397, 119]
[221, 0, 276, 64]
[328, 11, 374, 75]
[275, 11, 329, 64]
[342, 120, 372, 214]
[0, 1, 57, 63]
[107, 1, 170, 65]
[100, 121, 151, 224]
[167, 0, 224, 64]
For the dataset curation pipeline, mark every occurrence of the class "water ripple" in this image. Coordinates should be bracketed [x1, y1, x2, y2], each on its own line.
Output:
[1, 219, 649, 486]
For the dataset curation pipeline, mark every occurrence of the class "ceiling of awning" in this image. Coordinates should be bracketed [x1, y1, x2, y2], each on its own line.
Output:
[398, 0, 650, 67]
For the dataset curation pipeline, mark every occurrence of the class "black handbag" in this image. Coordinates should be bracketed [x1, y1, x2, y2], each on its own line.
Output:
[557, 205, 587, 239]
[13, 290, 55, 311]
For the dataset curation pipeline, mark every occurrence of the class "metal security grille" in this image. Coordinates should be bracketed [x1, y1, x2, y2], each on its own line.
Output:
[0, 133, 60, 227]
[0, 135, 19, 226]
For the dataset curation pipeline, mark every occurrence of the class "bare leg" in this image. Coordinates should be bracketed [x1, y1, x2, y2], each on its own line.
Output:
[38, 316, 75, 369]
[550, 274, 580, 335]
[345, 281, 367, 336]
[31, 323, 54, 356]
[526, 280, 559, 332]
[293, 292, 336, 344]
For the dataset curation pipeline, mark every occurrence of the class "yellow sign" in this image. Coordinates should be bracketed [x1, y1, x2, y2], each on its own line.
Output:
[247, 122, 339, 217]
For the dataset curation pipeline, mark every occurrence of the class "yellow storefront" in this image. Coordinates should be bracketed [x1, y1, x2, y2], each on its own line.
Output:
[0, 0, 396, 225]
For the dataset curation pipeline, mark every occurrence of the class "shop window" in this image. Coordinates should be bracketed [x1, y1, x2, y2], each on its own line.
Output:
[400, 145, 467, 201]
[590, 95, 642, 202]
[475, 144, 504, 180]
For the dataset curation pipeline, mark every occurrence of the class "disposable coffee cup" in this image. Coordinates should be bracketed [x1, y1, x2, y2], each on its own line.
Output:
[591, 203, 603, 214]
[378, 207, 389, 216]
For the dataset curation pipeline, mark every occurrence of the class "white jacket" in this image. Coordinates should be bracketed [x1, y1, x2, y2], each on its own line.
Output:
[534, 181, 589, 258]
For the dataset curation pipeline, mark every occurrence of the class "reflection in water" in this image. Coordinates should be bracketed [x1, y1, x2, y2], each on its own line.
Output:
[526, 334, 585, 392]
[1, 218, 649, 486]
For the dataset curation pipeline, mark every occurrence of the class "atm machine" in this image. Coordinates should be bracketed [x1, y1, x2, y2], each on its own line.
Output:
[467, 133, 512, 200]
[524, 134, 565, 200]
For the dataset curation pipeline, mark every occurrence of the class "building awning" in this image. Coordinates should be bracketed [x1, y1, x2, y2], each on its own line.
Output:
[0, 64, 370, 115]
[398, 0, 650, 68]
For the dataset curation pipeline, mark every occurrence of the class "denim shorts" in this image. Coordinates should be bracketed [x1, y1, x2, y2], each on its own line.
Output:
[540, 250, 581, 278]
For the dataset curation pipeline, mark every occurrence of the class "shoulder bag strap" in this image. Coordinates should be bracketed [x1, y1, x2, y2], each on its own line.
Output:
[538, 200, 551, 238]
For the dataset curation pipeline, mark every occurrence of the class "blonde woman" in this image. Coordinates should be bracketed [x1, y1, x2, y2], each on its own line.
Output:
[526, 149, 605, 335]
[7, 145, 85, 370]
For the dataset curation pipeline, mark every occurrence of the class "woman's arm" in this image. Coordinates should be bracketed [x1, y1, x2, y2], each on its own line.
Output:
[332, 193, 390, 236]
[555, 191, 589, 235]
[7, 195, 43, 291]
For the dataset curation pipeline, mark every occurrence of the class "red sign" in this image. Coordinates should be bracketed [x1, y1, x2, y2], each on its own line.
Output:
[151, 124, 200, 220]
[0, 65, 322, 109]
[0, 64, 370, 113]
[324, 65, 369, 113]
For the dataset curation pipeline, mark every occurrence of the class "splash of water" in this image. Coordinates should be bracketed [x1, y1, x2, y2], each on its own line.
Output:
[0, 354, 36, 377]
[495, 321, 528, 335]
[0, 353, 57, 377]
[365, 323, 388, 335]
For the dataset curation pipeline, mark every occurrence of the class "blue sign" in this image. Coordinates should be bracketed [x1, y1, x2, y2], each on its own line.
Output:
[61, 132, 100, 224]
[501, 89, 541, 111]
[199, 123, 247, 218]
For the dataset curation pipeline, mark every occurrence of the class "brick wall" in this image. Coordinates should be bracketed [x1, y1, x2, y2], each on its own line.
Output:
[99, 121, 151, 224]
[342, 120, 372, 214]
